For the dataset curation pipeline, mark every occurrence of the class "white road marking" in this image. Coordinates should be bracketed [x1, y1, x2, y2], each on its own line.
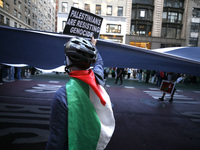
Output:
[25, 84, 62, 93]
[124, 86, 135, 89]
[49, 81, 60, 83]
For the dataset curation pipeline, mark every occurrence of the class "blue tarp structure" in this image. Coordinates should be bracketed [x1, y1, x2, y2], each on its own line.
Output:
[0, 26, 200, 76]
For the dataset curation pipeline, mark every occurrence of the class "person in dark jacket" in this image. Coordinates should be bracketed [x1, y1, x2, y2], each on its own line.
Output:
[45, 37, 115, 150]
[114, 68, 124, 85]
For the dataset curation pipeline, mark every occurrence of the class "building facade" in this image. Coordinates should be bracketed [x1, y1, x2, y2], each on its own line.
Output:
[0, 0, 56, 32]
[186, 0, 200, 47]
[57, 0, 127, 43]
[126, 0, 200, 49]
[1, 0, 199, 48]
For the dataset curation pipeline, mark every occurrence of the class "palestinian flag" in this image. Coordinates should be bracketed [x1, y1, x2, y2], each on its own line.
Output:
[66, 69, 115, 150]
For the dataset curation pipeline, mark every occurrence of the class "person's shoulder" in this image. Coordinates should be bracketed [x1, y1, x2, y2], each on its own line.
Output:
[54, 85, 67, 103]
[56, 85, 66, 95]
[51, 85, 68, 111]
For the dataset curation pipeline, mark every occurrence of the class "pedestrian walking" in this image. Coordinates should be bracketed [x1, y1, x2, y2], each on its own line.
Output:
[159, 72, 178, 102]
[114, 68, 124, 85]
[127, 68, 132, 79]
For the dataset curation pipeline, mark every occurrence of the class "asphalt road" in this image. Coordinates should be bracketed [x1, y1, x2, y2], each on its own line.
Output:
[0, 74, 200, 150]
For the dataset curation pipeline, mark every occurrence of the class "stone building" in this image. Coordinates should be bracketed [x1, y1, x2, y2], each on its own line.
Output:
[126, 0, 200, 48]
[0, 0, 56, 32]
[56, 0, 127, 43]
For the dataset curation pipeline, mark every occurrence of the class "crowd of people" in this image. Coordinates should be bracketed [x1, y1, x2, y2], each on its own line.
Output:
[103, 67, 198, 86]
[0, 64, 37, 85]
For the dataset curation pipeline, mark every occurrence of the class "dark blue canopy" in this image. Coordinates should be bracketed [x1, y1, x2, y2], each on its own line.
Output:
[0, 26, 200, 76]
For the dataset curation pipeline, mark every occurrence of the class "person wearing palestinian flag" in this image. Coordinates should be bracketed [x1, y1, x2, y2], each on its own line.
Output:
[46, 37, 115, 150]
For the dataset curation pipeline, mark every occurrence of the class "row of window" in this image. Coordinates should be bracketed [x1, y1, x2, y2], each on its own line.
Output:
[14, 0, 54, 11]
[0, 13, 54, 32]
[3, 2, 54, 29]
[0, 14, 22, 28]
[131, 0, 184, 39]
[132, 0, 154, 5]
[62, 2, 123, 16]
[189, 8, 200, 47]
[164, 0, 184, 8]
[132, 0, 184, 8]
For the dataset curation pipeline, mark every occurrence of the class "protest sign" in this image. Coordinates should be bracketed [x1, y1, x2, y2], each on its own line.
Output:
[159, 80, 176, 95]
[63, 7, 103, 39]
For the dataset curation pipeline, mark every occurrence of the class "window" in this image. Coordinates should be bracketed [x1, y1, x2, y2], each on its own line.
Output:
[18, 1, 21, 9]
[6, 18, 10, 26]
[73, 3, 79, 8]
[137, 9, 148, 20]
[96, 5, 101, 15]
[84, 4, 90, 12]
[130, 42, 152, 49]
[35, 15, 37, 21]
[118, 7, 123, 16]
[14, 22, 17, 28]
[107, 6, 112, 15]
[166, 28, 176, 38]
[192, 8, 200, 18]
[161, 27, 166, 37]
[25, 7, 27, 15]
[168, 12, 178, 23]
[140, 10, 145, 18]
[28, 0, 31, 7]
[62, 2, 68, 12]
[162, 12, 167, 22]
[164, 0, 183, 8]
[178, 13, 182, 23]
[62, 21, 66, 30]
[18, 12, 21, 19]
[131, 22, 152, 36]
[131, 10, 136, 19]
[14, 0, 17, 5]
[176, 28, 181, 39]
[190, 23, 200, 32]
[132, 7, 153, 21]
[25, 16, 27, 24]
[0, 15, 4, 24]
[131, 25, 135, 34]
[106, 24, 121, 33]
[131, 1, 153, 35]
[5, 3, 9, 12]
[28, 18, 30, 25]
[136, 24, 151, 36]
[189, 38, 198, 47]
[162, 11, 183, 23]
[28, 9, 30, 17]
[161, 44, 181, 48]
[0, 0, 3, 8]
[162, 27, 180, 38]
[14, 9, 17, 17]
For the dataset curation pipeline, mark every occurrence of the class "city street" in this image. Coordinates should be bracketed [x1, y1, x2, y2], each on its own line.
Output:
[0, 73, 200, 150]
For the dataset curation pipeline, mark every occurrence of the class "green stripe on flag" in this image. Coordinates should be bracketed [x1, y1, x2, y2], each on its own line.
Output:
[66, 78, 101, 150]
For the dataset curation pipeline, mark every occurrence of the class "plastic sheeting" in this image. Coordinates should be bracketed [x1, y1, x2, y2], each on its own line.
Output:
[0, 26, 200, 76]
